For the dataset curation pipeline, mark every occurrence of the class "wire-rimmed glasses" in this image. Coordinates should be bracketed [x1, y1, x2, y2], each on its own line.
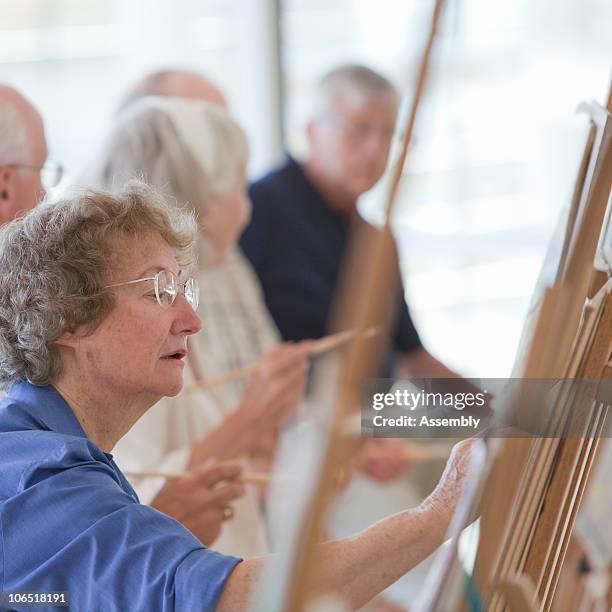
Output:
[105, 269, 199, 309]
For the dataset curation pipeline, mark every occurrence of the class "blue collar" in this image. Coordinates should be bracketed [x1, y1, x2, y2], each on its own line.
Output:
[8, 381, 88, 439]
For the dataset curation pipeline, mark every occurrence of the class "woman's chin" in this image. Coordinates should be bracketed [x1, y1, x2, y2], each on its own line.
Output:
[159, 374, 185, 398]
[165, 381, 184, 397]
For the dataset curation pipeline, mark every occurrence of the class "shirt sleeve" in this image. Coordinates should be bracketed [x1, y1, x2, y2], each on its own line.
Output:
[2, 445, 241, 612]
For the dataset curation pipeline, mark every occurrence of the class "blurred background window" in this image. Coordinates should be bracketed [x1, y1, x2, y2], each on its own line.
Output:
[281, 0, 611, 377]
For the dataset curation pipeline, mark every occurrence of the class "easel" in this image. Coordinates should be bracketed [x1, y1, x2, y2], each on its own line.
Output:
[552, 533, 612, 612]
[464, 88, 612, 612]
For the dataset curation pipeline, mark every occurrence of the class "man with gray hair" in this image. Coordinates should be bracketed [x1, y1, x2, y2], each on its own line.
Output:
[0, 85, 54, 225]
[242, 64, 459, 384]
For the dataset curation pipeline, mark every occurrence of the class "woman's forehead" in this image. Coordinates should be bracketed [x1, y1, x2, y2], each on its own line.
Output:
[108, 232, 179, 279]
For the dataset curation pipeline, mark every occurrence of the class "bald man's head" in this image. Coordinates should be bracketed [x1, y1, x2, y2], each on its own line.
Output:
[0, 85, 47, 224]
[119, 69, 227, 111]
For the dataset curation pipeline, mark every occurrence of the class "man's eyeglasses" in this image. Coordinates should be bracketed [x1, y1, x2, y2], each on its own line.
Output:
[105, 269, 200, 310]
[9, 159, 64, 189]
[323, 115, 396, 144]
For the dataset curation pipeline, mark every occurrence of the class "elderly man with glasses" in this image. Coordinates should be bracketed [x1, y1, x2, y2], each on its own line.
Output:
[0, 84, 62, 226]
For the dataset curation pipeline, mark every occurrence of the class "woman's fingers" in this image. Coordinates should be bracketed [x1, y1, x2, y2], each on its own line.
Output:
[182, 480, 245, 521]
[424, 437, 478, 523]
[243, 345, 309, 422]
[257, 342, 311, 379]
[211, 482, 246, 505]
[190, 460, 243, 488]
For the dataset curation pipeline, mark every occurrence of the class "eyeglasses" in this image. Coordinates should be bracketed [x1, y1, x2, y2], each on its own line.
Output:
[324, 115, 396, 145]
[9, 159, 64, 189]
[105, 269, 199, 310]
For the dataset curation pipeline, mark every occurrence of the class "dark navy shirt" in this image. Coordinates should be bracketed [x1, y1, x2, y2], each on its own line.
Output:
[241, 157, 422, 361]
[0, 382, 240, 611]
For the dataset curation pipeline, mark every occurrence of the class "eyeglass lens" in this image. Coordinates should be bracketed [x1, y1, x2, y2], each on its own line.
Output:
[155, 270, 199, 309]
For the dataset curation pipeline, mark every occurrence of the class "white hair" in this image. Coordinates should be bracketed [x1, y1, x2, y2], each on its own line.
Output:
[0, 100, 28, 165]
[311, 64, 399, 118]
[90, 96, 248, 220]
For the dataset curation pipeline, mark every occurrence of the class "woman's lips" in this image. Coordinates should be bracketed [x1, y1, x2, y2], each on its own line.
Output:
[161, 349, 186, 361]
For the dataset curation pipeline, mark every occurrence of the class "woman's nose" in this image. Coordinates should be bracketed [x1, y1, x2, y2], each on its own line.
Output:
[172, 294, 202, 336]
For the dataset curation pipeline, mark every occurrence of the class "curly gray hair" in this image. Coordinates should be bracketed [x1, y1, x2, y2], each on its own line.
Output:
[0, 181, 197, 390]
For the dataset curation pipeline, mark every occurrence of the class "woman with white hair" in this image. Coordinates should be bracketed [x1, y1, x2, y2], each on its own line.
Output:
[90, 97, 310, 558]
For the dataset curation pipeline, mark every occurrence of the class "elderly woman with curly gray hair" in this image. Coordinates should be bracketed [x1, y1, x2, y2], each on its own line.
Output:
[0, 182, 475, 610]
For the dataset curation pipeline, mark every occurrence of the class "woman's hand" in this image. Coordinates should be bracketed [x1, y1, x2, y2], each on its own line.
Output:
[151, 460, 245, 546]
[353, 438, 414, 483]
[188, 342, 312, 465]
[240, 341, 312, 425]
[419, 437, 478, 528]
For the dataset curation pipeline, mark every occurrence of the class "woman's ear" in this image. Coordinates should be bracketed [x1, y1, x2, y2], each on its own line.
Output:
[54, 330, 79, 350]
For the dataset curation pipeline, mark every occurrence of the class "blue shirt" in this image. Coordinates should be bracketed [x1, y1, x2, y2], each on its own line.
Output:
[0, 382, 241, 611]
[241, 158, 422, 366]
